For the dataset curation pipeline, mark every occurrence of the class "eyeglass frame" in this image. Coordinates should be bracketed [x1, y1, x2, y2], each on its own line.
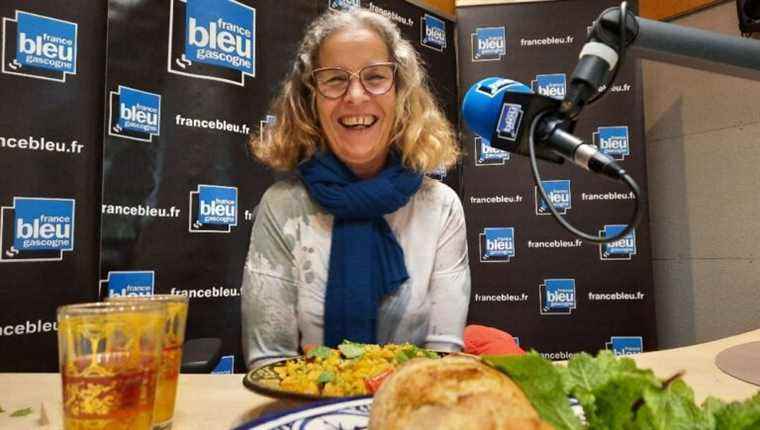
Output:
[311, 62, 398, 100]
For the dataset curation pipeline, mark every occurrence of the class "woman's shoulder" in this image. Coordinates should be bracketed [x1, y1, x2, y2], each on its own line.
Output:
[259, 177, 315, 215]
[414, 177, 463, 210]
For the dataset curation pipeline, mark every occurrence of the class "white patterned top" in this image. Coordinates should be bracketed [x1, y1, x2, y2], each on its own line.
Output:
[241, 177, 470, 369]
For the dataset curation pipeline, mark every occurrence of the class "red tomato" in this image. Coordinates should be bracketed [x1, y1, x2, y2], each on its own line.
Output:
[365, 368, 395, 394]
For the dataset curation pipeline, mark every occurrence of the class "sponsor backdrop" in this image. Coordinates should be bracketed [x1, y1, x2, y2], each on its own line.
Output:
[458, 0, 657, 359]
[0, 1, 105, 371]
[0, 0, 655, 371]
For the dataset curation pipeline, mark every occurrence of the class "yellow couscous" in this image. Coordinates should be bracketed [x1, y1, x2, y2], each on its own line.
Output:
[272, 342, 440, 397]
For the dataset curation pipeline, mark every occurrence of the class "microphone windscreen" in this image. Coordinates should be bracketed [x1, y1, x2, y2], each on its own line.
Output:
[462, 77, 532, 145]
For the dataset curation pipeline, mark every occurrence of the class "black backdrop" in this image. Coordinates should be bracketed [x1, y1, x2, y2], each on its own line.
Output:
[0, 0, 656, 372]
[458, 0, 657, 359]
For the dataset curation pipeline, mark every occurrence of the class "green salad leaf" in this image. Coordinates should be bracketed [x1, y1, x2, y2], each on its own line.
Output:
[631, 379, 715, 430]
[485, 350, 760, 430]
[317, 370, 335, 384]
[484, 352, 584, 430]
[705, 392, 760, 430]
[338, 342, 365, 359]
[306, 345, 332, 359]
[10, 407, 32, 418]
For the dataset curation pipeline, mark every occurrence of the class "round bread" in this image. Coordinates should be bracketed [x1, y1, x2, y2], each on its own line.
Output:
[369, 355, 554, 430]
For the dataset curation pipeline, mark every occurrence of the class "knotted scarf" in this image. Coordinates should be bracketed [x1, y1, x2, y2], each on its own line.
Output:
[298, 151, 422, 347]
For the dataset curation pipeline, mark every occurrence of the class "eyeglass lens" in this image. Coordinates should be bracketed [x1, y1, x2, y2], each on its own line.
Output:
[314, 64, 395, 98]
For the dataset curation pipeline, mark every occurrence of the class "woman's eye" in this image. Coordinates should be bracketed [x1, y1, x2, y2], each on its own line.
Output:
[324, 75, 347, 85]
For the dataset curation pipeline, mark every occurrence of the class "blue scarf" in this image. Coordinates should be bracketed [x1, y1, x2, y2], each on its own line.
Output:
[298, 151, 423, 347]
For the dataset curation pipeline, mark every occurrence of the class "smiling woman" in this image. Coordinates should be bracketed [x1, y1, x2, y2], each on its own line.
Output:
[242, 7, 469, 370]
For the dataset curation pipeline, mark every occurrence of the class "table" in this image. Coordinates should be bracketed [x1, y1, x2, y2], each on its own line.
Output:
[1, 329, 759, 429]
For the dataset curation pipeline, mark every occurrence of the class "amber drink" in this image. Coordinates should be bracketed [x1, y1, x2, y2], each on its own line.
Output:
[108, 294, 188, 430]
[58, 301, 165, 430]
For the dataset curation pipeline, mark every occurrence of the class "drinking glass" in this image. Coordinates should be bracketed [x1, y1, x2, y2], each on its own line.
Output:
[57, 301, 165, 430]
[107, 295, 188, 430]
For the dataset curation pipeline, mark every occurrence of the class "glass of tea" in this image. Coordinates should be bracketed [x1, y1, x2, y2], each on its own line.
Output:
[57, 301, 166, 430]
[107, 294, 188, 430]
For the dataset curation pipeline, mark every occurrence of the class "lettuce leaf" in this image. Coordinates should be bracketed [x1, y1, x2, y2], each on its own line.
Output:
[630, 379, 715, 430]
[706, 392, 760, 430]
[484, 352, 584, 430]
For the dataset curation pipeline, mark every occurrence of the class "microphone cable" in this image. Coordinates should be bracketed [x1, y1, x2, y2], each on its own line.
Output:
[528, 110, 642, 244]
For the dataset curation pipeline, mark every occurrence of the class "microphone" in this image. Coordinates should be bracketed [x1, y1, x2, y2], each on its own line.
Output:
[462, 77, 626, 180]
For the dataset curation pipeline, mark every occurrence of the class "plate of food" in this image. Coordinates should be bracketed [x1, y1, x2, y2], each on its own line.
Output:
[242, 341, 443, 400]
[238, 349, 760, 430]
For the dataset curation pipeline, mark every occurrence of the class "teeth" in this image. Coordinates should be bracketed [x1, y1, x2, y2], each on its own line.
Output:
[340, 115, 376, 127]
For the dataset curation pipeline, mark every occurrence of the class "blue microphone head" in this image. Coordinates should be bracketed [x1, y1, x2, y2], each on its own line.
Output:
[462, 77, 533, 146]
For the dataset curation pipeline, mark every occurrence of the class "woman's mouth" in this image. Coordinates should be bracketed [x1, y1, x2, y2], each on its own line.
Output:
[338, 115, 379, 130]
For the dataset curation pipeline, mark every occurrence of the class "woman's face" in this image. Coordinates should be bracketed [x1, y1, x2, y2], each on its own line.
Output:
[315, 27, 396, 179]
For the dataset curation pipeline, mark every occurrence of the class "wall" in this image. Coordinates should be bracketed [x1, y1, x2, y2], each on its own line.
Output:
[643, 1, 760, 348]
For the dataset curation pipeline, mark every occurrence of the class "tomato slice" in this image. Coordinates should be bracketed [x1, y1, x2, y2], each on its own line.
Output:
[365, 368, 395, 394]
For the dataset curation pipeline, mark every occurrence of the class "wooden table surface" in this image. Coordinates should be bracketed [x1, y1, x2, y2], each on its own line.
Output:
[1, 329, 759, 429]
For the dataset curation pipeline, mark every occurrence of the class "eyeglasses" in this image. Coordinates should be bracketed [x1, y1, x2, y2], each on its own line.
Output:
[312, 62, 397, 99]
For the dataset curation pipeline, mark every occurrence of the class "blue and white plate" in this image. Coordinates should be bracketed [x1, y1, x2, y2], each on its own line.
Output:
[235, 397, 373, 430]
[236, 397, 584, 430]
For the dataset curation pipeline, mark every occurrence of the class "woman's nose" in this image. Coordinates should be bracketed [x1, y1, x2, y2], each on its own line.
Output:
[344, 76, 370, 103]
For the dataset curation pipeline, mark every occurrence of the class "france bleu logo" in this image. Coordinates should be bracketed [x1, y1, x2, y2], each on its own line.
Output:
[421, 14, 446, 52]
[101, 271, 155, 297]
[212, 355, 235, 374]
[329, 0, 361, 10]
[475, 136, 509, 166]
[599, 225, 637, 260]
[606, 336, 643, 356]
[479, 227, 515, 263]
[593, 126, 630, 160]
[535, 180, 571, 215]
[471, 27, 506, 62]
[168, 0, 255, 86]
[189, 185, 238, 233]
[2, 11, 77, 82]
[495, 103, 523, 142]
[0, 197, 75, 262]
[109, 86, 161, 142]
[259, 114, 276, 142]
[531, 73, 566, 100]
[539, 278, 576, 315]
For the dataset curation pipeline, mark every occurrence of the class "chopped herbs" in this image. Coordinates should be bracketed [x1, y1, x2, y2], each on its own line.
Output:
[338, 342, 365, 359]
[317, 371, 335, 384]
[10, 407, 32, 418]
[306, 345, 332, 359]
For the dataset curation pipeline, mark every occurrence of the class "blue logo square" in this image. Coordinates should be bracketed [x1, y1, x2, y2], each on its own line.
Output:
[540, 278, 576, 315]
[532, 73, 566, 99]
[475, 136, 509, 166]
[198, 185, 238, 226]
[421, 14, 446, 52]
[536, 180, 571, 215]
[329, 0, 361, 10]
[496, 103, 523, 142]
[212, 355, 235, 374]
[594, 126, 630, 160]
[600, 225, 637, 260]
[117, 86, 161, 136]
[607, 336, 643, 356]
[472, 27, 506, 61]
[185, 0, 255, 75]
[105, 271, 155, 297]
[12, 197, 74, 252]
[479, 227, 515, 262]
[16, 12, 77, 74]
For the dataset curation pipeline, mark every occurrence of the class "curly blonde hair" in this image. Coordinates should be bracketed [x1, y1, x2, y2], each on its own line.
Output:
[249, 8, 459, 173]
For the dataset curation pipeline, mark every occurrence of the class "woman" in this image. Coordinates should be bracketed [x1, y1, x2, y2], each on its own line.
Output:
[241, 7, 470, 369]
